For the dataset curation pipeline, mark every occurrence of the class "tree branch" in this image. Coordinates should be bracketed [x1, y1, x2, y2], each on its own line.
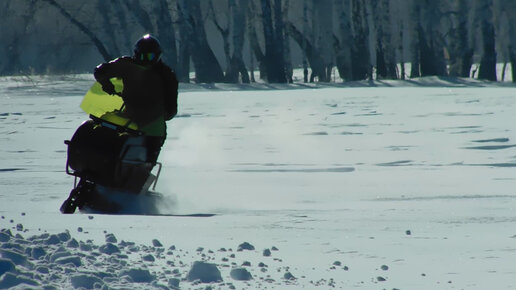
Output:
[41, 0, 112, 61]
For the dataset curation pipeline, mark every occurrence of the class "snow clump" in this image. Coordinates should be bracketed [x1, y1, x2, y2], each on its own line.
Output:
[186, 261, 222, 283]
[0, 221, 345, 288]
[230, 267, 253, 281]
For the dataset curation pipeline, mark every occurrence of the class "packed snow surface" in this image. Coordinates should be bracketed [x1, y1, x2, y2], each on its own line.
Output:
[1, 75, 516, 289]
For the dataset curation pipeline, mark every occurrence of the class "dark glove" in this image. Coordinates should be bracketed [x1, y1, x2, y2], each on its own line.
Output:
[101, 82, 116, 95]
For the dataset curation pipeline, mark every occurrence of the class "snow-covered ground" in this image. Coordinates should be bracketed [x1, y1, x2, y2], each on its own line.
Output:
[1, 75, 516, 289]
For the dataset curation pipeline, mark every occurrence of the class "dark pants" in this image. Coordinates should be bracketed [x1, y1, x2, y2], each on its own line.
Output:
[145, 136, 165, 164]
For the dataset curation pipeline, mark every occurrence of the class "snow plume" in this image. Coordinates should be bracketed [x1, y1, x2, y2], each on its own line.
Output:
[82, 187, 179, 216]
[159, 120, 231, 214]
[158, 90, 355, 214]
[165, 121, 228, 169]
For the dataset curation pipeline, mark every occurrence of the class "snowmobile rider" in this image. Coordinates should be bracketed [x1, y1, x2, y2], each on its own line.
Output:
[94, 34, 178, 163]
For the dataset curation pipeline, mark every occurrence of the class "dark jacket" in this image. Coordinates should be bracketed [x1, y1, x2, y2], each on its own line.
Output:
[94, 57, 178, 129]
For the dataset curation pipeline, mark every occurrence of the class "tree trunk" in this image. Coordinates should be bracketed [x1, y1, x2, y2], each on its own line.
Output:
[209, 0, 231, 78]
[351, 0, 371, 80]
[307, 0, 325, 82]
[376, 45, 387, 79]
[448, 0, 473, 77]
[302, 0, 309, 82]
[372, 0, 386, 78]
[283, 0, 293, 83]
[335, 0, 353, 81]
[477, 20, 496, 81]
[373, 0, 397, 79]
[286, 21, 326, 82]
[188, 0, 225, 83]
[261, 0, 286, 83]
[417, 0, 447, 77]
[177, 0, 192, 82]
[249, 45, 256, 82]
[477, 0, 497, 81]
[226, 0, 250, 83]
[2, 0, 37, 74]
[274, 0, 287, 82]
[501, 62, 507, 82]
[418, 25, 439, 76]
[510, 47, 516, 82]
[312, 0, 333, 82]
[248, 0, 266, 80]
[261, 0, 275, 82]
[397, 7, 406, 80]
[501, 1, 516, 82]
[283, 33, 293, 83]
[155, 0, 178, 71]
[409, 1, 421, 78]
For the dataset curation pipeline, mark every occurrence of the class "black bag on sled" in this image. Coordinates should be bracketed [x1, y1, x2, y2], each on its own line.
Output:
[65, 118, 154, 193]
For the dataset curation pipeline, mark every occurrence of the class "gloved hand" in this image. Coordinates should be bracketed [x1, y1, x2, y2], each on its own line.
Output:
[101, 82, 116, 95]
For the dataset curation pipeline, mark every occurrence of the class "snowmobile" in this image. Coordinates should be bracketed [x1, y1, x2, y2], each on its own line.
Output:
[60, 79, 162, 214]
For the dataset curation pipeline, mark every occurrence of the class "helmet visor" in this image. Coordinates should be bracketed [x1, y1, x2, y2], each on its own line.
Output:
[140, 52, 160, 62]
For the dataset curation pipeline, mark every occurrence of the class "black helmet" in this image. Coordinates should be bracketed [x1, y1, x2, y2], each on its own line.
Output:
[133, 34, 162, 64]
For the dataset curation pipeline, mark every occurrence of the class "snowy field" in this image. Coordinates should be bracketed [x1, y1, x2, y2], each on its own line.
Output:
[1, 75, 516, 289]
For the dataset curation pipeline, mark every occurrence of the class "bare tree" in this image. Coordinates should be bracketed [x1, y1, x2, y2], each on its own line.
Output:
[282, 0, 293, 83]
[216, 0, 250, 83]
[311, 0, 333, 82]
[177, 0, 192, 82]
[1, 0, 512, 82]
[391, 0, 408, 79]
[110, 0, 132, 53]
[372, 0, 397, 79]
[1, 0, 38, 74]
[154, 0, 178, 71]
[476, 0, 497, 81]
[209, 0, 231, 74]
[447, 0, 474, 77]
[247, 0, 266, 80]
[97, 1, 122, 57]
[505, 1, 516, 82]
[335, 0, 353, 81]
[285, 20, 319, 80]
[285, 1, 318, 82]
[261, 0, 287, 83]
[413, 0, 448, 77]
[409, 1, 421, 78]
[179, 0, 225, 83]
[41, 0, 112, 61]
[351, 0, 371, 80]
[302, 0, 310, 82]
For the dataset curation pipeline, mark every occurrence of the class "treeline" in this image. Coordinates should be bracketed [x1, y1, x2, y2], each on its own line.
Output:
[1, 0, 515, 82]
